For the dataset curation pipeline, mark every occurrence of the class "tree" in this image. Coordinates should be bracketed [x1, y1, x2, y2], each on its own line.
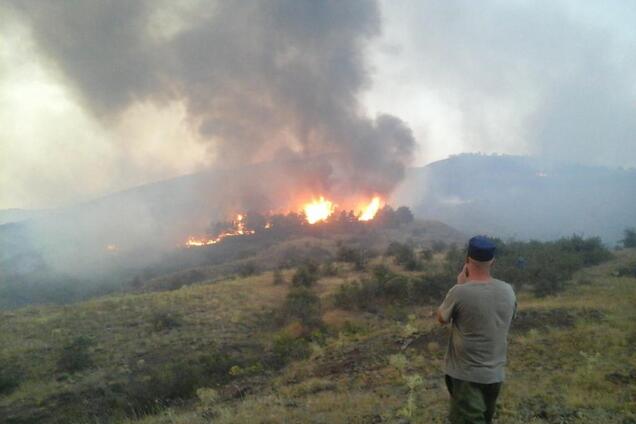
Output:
[622, 228, 636, 248]
[395, 206, 414, 225]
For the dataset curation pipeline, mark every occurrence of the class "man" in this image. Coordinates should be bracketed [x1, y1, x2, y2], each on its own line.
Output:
[437, 236, 516, 424]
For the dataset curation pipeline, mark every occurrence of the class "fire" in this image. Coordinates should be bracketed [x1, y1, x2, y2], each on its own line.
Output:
[185, 236, 218, 247]
[358, 196, 383, 221]
[303, 196, 335, 224]
[185, 214, 254, 247]
[105, 244, 118, 252]
[184, 195, 388, 247]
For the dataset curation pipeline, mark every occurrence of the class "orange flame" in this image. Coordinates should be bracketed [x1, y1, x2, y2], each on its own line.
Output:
[185, 214, 254, 247]
[303, 196, 335, 224]
[358, 196, 383, 221]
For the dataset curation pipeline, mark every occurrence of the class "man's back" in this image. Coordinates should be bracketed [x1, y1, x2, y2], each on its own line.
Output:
[439, 279, 516, 384]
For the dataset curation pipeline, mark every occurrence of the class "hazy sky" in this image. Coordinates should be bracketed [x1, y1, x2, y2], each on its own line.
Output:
[1, 1, 635, 209]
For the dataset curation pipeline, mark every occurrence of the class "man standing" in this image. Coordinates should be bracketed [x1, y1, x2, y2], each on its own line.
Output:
[437, 236, 516, 424]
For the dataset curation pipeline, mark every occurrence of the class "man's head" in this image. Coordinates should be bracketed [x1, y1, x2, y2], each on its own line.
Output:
[466, 236, 496, 274]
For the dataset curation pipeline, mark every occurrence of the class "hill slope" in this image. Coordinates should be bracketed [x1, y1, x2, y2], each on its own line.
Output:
[1, 246, 635, 423]
[392, 154, 636, 244]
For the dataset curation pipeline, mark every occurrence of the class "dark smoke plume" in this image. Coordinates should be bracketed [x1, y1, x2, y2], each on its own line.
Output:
[9, 0, 416, 202]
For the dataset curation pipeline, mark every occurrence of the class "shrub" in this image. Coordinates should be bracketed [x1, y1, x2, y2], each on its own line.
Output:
[372, 264, 391, 282]
[125, 352, 236, 414]
[554, 235, 612, 266]
[419, 249, 433, 261]
[386, 242, 420, 271]
[270, 332, 311, 368]
[334, 272, 414, 312]
[0, 362, 22, 395]
[237, 262, 259, 277]
[621, 228, 636, 248]
[272, 268, 285, 285]
[471, 235, 612, 296]
[381, 276, 410, 302]
[336, 245, 367, 270]
[431, 240, 447, 253]
[408, 273, 452, 304]
[333, 280, 373, 311]
[280, 287, 322, 328]
[151, 310, 183, 331]
[395, 206, 414, 225]
[320, 261, 338, 277]
[292, 263, 319, 287]
[57, 335, 94, 373]
[615, 264, 636, 278]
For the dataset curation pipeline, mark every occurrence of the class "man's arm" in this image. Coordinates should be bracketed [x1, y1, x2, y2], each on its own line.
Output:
[436, 308, 449, 325]
[436, 285, 459, 325]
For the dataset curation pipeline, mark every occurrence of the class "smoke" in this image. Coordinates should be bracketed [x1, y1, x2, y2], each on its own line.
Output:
[370, 0, 636, 168]
[8, 0, 416, 201]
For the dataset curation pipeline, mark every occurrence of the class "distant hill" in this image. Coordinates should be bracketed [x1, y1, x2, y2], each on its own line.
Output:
[0, 208, 48, 226]
[2, 153, 633, 286]
[392, 154, 636, 244]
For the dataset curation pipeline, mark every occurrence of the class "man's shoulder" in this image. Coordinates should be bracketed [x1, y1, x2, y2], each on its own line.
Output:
[492, 278, 516, 297]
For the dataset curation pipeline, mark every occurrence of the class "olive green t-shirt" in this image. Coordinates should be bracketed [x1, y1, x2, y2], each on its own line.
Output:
[438, 279, 516, 384]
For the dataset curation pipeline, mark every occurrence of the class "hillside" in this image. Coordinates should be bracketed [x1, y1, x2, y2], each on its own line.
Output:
[1, 240, 634, 423]
[392, 154, 636, 244]
[3, 153, 633, 291]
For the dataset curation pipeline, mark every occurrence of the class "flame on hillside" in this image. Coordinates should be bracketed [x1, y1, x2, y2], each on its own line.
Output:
[183, 196, 386, 248]
[358, 196, 383, 221]
[303, 196, 336, 224]
[185, 214, 255, 247]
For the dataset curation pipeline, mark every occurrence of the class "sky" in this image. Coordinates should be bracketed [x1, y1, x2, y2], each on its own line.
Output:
[1, 0, 635, 210]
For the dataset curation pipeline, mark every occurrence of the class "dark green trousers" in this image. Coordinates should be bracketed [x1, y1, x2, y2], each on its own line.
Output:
[445, 375, 502, 424]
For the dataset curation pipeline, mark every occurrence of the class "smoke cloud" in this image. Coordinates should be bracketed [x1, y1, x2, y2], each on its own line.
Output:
[368, 0, 636, 168]
[8, 0, 416, 203]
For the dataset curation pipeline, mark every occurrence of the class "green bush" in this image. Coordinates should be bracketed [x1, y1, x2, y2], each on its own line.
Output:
[333, 280, 374, 311]
[237, 262, 259, 277]
[270, 332, 311, 368]
[419, 249, 433, 261]
[621, 228, 636, 248]
[476, 235, 612, 296]
[615, 264, 636, 278]
[57, 335, 94, 373]
[320, 261, 338, 277]
[150, 310, 183, 331]
[124, 352, 236, 416]
[336, 245, 367, 271]
[431, 240, 447, 253]
[280, 287, 322, 327]
[292, 263, 319, 287]
[386, 242, 420, 270]
[272, 268, 285, 285]
[554, 235, 612, 266]
[333, 269, 420, 312]
[0, 362, 22, 395]
[408, 273, 452, 304]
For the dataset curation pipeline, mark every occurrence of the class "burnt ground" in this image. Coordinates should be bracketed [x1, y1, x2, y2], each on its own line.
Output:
[511, 307, 605, 334]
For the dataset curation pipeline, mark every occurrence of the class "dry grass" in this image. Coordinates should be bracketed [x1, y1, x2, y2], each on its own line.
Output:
[2, 249, 635, 423]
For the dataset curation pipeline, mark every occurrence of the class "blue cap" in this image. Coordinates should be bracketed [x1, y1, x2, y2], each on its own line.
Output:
[467, 236, 496, 261]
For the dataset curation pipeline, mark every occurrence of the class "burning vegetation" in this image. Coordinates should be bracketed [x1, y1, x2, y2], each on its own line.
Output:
[184, 196, 409, 248]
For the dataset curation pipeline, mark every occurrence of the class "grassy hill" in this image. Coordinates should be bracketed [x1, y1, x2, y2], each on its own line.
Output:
[1, 243, 635, 423]
[392, 154, 636, 244]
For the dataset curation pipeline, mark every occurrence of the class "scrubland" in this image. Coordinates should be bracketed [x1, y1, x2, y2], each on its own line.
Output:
[1, 236, 634, 423]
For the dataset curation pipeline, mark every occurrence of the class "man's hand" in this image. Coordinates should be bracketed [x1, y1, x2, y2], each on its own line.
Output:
[436, 308, 448, 325]
[457, 264, 468, 285]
